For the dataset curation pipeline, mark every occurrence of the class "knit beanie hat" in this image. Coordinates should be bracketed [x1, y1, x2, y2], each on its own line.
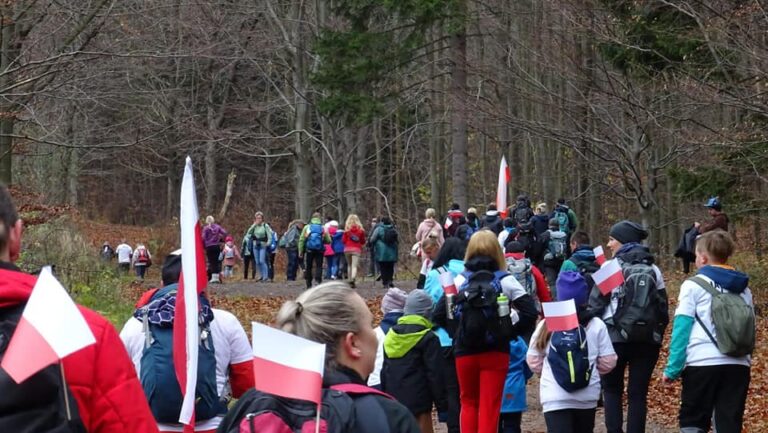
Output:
[404, 289, 434, 319]
[381, 287, 407, 314]
[609, 220, 648, 244]
[556, 271, 588, 306]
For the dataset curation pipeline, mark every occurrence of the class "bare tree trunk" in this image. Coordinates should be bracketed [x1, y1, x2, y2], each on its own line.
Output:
[0, 9, 16, 184]
[218, 169, 236, 221]
[449, 8, 468, 210]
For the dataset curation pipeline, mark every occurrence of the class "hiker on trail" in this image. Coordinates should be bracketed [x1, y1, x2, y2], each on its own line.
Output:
[445, 203, 464, 238]
[220, 236, 241, 279]
[454, 215, 474, 243]
[298, 212, 331, 289]
[498, 217, 517, 249]
[498, 336, 532, 433]
[241, 232, 254, 280]
[466, 207, 481, 232]
[416, 208, 445, 247]
[132, 243, 152, 280]
[367, 216, 380, 278]
[696, 196, 729, 233]
[116, 239, 133, 274]
[552, 199, 578, 255]
[416, 237, 440, 289]
[531, 202, 550, 236]
[342, 214, 366, 288]
[508, 194, 534, 228]
[560, 231, 599, 275]
[244, 212, 274, 283]
[539, 219, 568, 294]
[202, 215, 228, 283]
[527, 272, 617, 433]
[423, 238, 467, 433]
[675, 224, 699, 274]
[101, 241, 115, 261]
[121, 250, 254, 433]
[279, 219, 304, 281]
[267, 228, 278, 282]
[663, 230, 754, 433]
[480, 204, 504, 235]
[370, 216, 399, 289]
[274, 282, 421, 433]
[505, 241, 552, 334]
[324, 220, 340, 280]
[0, 184, 159, 433]
[382, 289, 447, 433]
[587, 220, 669, 433]
[432, 230, 538, 433]
[369, 287, 408, 390]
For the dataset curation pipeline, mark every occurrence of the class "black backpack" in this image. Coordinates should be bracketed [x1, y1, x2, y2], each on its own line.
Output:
[217, 384, 392, 433]
[513, 204, 534, 225]
[382, 227, 398, 245]
[453, 270, 514, 350]
[0, 304, 86, 433]
[611, 255, 663, 344]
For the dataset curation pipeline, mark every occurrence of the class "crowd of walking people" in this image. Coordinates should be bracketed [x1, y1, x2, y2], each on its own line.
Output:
[0, 182, 753, 433]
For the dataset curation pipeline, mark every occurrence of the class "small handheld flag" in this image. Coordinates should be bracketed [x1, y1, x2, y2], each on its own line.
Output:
[593, 259, 625, 295]
[542, 300, 579, 332]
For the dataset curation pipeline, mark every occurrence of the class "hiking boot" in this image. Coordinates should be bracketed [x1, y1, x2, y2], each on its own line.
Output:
[349, 280, 356, 289]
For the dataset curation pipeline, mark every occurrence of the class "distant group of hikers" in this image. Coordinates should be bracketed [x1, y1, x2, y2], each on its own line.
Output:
[0, 182, 754, 433]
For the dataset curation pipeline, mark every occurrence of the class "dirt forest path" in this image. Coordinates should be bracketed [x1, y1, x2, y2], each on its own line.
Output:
[212, 278, 676, 433]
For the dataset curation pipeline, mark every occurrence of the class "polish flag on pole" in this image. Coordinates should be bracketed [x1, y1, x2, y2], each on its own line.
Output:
[252, 322, 326, 404]
[593, 259, 625, 295]
[173, 156, 208, 430]
[439, 271, 458, 295]
[594, 245, 606, 266]
[444, 216, 453, 230]
[1, 266, 95, 384]
[542, 300, 579, 332]
[496, 156, 510, 217]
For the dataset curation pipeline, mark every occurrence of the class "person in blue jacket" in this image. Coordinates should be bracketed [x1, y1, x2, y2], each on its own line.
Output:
[422, 238, 467, 433]
[499, 336, 532, 433]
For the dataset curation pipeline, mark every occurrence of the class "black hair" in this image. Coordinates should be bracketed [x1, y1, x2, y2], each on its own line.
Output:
[557, 198, 566, 204]
[450, 203, 460, 210]
[503, 217, 515, 228]
[161, 253, 182, 286]
[487, 204, 497, 211]
[380, 216, 392, 225]
[432, 238, 467, 269]
[570, 231, 591, 246]
[505, 241, 526, 254]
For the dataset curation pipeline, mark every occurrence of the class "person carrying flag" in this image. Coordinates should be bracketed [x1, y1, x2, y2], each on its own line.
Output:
[0, 184, 158, 433]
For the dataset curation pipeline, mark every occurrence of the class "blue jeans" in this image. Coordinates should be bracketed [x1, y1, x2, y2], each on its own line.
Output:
[252, 245, 269, 280]
[325, 255, 338, 279]
[286, 249, 299, 280]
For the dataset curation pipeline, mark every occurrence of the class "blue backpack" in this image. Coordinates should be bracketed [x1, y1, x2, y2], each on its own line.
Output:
[306, 224, 325, 251]
[554, 207, 570, 234]
[137, 285, 224, 423]
[547, 325, 592, 392]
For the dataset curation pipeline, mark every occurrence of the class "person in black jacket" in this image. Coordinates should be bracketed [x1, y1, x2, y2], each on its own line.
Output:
[382, 289, 447, 433]
[275, 282, 420, 433]
[480, 204, 504, 235]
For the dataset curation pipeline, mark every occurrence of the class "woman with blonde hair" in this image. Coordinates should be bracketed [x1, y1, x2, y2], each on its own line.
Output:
[202, 215, 228, 283]
[433, 230, 538, 433]
[415, 208, 445, 246]
[531, 202, 551, 236]
[274, 282, 420, 433]
[342, 214, 366, 288]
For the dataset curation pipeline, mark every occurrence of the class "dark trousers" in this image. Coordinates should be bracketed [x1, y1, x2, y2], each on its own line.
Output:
[679, 364, 750, 433]
[544, 408, 596, 433]
[498, 412, 522, 433]
[304, 251, 324, 288]
[601, 342, 660, 433]
[543, 259, 564, 297]
[379, 261, 395, 287]
[368, 246, 379, 275]
[268, 252, 276, 281]
[442, 347, 461, 433]
[286, 249, 299, 281]
[135, 265, 148, 280]
[243, 255, 255, 279]
[205, 245, 221, 279]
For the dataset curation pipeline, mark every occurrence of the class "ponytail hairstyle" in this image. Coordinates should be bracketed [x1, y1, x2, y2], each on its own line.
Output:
[275, 282, 361, 371]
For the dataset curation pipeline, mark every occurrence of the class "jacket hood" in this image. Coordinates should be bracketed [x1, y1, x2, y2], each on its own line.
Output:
[698, 265, 749, 294]
[383, 315, 432, 359]
[571, 247, 595, 261]
[380, 311, 404, 335]
[309, 217, 323, 224]
[485, 210, 499, 218]
[422, 219, 437, 229]
[465, 255, 500, 272]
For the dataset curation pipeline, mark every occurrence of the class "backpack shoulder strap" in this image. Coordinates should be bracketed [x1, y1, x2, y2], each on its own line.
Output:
[688, 276, 719, 349]
[330, 383, 394, 400]
[330, 384, 391, 433]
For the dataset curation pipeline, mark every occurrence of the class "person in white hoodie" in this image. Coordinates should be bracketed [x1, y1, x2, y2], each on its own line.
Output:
[527, 271, 617, 433]
[368, 287, 408, 389]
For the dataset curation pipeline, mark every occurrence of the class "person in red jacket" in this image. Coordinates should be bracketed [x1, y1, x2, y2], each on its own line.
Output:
[342, 214, 366, 288]
[0, 184, 159, 433]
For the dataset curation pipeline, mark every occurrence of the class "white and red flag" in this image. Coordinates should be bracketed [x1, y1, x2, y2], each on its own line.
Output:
[593, 245, 606, 266]
[252, 322, 326, 404]
[496, 156, 510, 217]
[444, 216, 453, 230]
[439, 271, 458, 296]
[173, 156, 208, 430]
[1, 266, 96, 384]
[593, 259, 625, 295]
[542, 300, 579, 332]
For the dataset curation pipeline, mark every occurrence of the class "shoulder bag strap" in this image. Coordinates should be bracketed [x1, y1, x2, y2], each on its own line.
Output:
[688, 276, 719, 350]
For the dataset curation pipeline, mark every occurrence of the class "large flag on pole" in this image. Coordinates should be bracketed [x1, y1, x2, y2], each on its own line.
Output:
[173, 156, 207, 430]
[496, 156, 510, 217]
[252, 322, 326, 404]
[1, 266, 96, 383]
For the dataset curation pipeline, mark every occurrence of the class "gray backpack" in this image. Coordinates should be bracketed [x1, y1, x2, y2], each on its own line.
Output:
[690, 276, 755, 357]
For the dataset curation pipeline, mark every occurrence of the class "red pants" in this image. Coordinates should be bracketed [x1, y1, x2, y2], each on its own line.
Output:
[455, 351, 510, 433]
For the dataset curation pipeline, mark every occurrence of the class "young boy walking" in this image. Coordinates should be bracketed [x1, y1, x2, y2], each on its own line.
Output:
[663, 230, 754, 433]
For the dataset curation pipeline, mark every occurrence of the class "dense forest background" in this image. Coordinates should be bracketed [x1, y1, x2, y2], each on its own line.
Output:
[2, 0, 767, 256]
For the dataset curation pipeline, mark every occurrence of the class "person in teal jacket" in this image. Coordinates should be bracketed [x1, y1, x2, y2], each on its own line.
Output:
[499, 336, 532, 433]
[422, 238, 466, 433]
[370, 216, 399, 288]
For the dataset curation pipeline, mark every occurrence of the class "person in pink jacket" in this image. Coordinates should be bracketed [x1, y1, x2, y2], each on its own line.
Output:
[415, 208, 445, 247]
